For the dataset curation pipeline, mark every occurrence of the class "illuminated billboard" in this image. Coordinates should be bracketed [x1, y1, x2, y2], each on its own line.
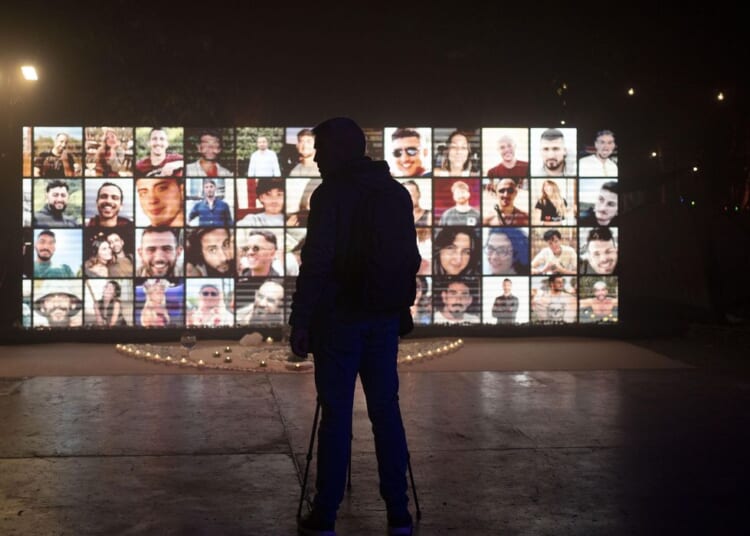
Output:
[21, 126, 619, 329]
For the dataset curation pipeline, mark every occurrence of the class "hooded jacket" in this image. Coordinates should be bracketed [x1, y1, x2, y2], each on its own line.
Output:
[289, 156, 420, 329]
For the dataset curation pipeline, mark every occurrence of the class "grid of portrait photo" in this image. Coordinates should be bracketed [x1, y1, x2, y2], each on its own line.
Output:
[20, 125, 619, 329]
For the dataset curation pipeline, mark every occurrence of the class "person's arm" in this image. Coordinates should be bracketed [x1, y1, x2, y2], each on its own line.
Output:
[222, 201, 233, 226]
[108, 300, 121, 327]
[530, 251, 547, 274]
[248, 153, 256, 176]
[491, 297, 502, 318]
[272, 153, 281, 177]
[510, 296, 519, 318]
[188, 201, 200, 222]
[439, 210, 448, 226]
[93, 300, 105, 326]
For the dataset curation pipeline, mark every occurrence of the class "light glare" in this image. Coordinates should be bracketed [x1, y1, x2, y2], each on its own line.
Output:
[21, 65, 38, 81]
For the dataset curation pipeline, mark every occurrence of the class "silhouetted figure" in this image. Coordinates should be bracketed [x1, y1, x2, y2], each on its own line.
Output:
[290, 117, 420, 536]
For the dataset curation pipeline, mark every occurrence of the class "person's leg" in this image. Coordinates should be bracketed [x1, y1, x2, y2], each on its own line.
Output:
[358, 315, 410, 521]
[309, 315, 362, 525]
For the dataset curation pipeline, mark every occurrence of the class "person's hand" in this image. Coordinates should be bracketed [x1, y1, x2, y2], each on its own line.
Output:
[290, 326, 310, 358]
[161, 160, 184, 176]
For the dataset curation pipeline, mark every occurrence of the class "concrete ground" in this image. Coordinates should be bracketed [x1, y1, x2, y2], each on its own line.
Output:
[1, 335, 749, 535]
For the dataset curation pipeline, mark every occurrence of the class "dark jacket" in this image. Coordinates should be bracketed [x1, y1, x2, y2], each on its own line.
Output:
[289, 157, 420, 329]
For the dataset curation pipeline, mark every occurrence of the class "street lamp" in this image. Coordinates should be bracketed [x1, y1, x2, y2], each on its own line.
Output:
[21, 65, 38, 81]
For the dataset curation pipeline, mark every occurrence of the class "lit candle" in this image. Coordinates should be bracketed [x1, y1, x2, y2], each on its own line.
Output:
[265, 336, 273, 344]
[224, 346, 232, 353]
[224, 355, 232, 363]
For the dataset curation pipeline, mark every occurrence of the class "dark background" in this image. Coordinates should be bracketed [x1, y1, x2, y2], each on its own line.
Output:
[1, 2, 748, 340]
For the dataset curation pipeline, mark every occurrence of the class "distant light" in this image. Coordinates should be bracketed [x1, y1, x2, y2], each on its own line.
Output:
[560, 119, 566, 125]
[690, 201, 696, 207]
[692, 166, 699, 172]
[650, 151, 658, 158]
[717, 91, 725, 101]
[21, 65, 38, 81]
[627, 87, 635, 96]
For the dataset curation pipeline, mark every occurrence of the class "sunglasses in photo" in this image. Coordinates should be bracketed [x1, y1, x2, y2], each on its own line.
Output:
[497, 187, 516, 194]
[393, 147, 419, 158]
[201, 289, 219, 297]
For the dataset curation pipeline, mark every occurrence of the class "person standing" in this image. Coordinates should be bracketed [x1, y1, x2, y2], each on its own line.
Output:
[290, 117, 419, 536]
[492, 278, 519, 324]
[247, 135, 282, 177]
[188, 178, 233, 226]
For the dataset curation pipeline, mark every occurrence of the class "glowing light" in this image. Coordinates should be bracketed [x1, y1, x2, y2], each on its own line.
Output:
[650, 151, 658, 158]
[627, 87, 635, 96]
[560, 120, 566, 125]
[21, 65, 38, 81]
[717, 91, 724, 101]
[692, 166, 699, 172]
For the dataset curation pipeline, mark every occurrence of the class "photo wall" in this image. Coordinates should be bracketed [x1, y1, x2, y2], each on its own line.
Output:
[20, 125, 619, 329]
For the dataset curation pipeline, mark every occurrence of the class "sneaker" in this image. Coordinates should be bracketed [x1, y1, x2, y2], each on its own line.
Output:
[387, 512, 413, 536]
[298, 509, 336, 536]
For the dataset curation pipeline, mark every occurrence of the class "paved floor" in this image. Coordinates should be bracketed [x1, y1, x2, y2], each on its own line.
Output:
[1, 338, 749, 535]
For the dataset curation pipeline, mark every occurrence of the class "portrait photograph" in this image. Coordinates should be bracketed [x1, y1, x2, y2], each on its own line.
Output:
[33, 126, 83, 178]
[384, 127, 432, 178]
[432, 128, 480, 177]
[83, 127, 134, 177]
[32, 178, 83, 227]
[84, 178, 134, 227]
[236, 127, 283, 177]
[481, 128, 529, 178]
[32, 279, 84, 327]
[529, 127, 578, 178]
[482, 275, 530, 325]
[83, 278, 134, 327]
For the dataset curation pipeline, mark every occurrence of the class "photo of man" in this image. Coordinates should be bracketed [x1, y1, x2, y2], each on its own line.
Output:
[385, 127, 432, 177]
[531, 275, 577, 324]
[185, 227, 235, 277]
[32, 179, 82, 227]
[85, 179, 134, 228]
[135, 177, 185, 227]
[136, 227, 183, 277]
[33, 127, 82, 177]
[433, 276, 480, 325]
[184, 128, 234, 177]
[236, 278, 285, 326]
[530, 127, 577, 177]
[33, 229, 80, 278]
[134, 127, 184, 178]
[482, 128, 529, 178]
[33, 279, 83, 327]
[186, 178, 233, 227]
[186, 279, 234, 327]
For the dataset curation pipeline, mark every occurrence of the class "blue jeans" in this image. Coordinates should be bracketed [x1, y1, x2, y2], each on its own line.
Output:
[310, 311, 410, 524]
